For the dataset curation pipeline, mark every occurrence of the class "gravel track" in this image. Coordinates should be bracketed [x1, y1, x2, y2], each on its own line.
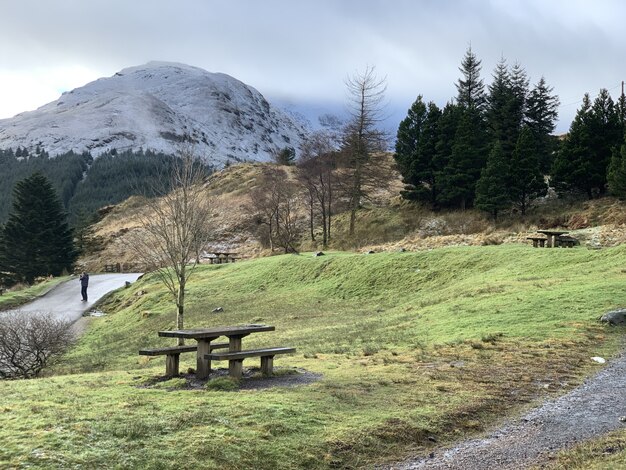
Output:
[387, 350, 626, 469]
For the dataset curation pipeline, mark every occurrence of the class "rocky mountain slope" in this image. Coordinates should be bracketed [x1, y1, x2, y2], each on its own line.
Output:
[0, 62, 306, 167]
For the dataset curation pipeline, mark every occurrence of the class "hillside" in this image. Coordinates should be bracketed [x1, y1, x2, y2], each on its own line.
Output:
[79, 159, 626, 272]
[2, 247, 626, 468]
[0, 62, 306, 167]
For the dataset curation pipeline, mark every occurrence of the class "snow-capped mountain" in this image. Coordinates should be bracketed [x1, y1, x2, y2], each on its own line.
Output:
[0, 62, 307, 166]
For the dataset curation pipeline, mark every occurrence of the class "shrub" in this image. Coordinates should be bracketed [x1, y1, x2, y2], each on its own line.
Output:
[0, 311, 74, 379]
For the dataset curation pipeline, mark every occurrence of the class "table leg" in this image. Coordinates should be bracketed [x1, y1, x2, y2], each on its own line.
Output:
[196, 339, 211, 379]
[546, 235, 553, 248]
[229, 335, 243, 352]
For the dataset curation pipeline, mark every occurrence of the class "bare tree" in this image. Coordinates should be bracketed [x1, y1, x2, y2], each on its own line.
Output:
[247, 166, 302, 253]
[341, 66, 389, 236]
[0, 311, 74, 379]
[297, 131, 337, 247]
[132, 147, 212, 343]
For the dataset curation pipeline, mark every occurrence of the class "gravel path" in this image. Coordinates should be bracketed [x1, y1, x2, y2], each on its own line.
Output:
[388, 351, 626, 469]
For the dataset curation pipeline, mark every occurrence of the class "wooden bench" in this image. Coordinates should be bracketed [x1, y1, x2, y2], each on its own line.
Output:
[139, 342, 228, 377]
[527, 236, 547, 248]
[206, 347, 296, 378]
[556, 235, 577, 248]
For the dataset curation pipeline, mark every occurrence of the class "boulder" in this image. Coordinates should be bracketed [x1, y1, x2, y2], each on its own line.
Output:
[600, 308, 626, 325]
[314, 251, 324, 257]
[212, 307, 224, 313]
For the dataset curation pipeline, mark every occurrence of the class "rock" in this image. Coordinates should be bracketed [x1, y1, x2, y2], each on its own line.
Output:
[365, 250, 375, 254]
[314, 251, 324, 257]
[619, 416, 626, 422]
[212, 307, 224, 313]
[591, 356, 606, 364]
[427, 436, 437, 442]
[600, 308, 626, 325]
[125, 281, 131, 288]
[398, 247, 406, 252]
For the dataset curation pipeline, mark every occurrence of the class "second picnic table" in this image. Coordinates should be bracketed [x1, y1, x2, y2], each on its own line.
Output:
[536, 229, 570, 248]
[158, 324, 274, 379]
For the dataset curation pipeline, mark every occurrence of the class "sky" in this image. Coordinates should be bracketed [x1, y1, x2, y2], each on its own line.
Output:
[0, 0, 624, 134]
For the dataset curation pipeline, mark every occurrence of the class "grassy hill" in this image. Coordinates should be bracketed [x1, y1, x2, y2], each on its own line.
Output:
[2, 245, 626, 468]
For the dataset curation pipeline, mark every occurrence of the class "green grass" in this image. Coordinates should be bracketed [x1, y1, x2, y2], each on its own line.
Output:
[0, 275, 71, 311]
[1, 245, 626, 469]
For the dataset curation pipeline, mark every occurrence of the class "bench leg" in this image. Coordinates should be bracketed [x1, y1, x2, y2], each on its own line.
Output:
[229, 359, 243, 379]
[165, 353, 180, 377]
[197, 340, 211, 379]
[261, 356, 274, 376]
[532, 240, 538, 248]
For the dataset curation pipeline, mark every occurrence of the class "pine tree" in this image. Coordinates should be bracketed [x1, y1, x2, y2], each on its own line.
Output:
[439, 108, 488, 209]
[433, 102, 462, 209]
[1, 173, 76, 284]
[475, 141, 510, 220]
[487, 58, 515, 154]
[608, 143, 626, 197]
[394, 97, 442, 206]
[509, 126, 547, 215]
[551, 90, 620, 198]
[525, 77, 560, 173]
[456, 46, 486, 112]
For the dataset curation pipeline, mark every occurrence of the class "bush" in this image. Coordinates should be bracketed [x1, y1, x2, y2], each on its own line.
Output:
[0, 311, 74, 379]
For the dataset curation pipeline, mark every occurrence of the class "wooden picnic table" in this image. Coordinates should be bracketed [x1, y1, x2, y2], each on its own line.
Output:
[536, 229, 569, 248]
[158, 324, 274, 379]
[204, 252, 240, 264]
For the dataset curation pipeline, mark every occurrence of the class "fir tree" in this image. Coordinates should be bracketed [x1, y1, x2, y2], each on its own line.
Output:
[551, 90, 620, 198]
[0, 173, 76, 284]
[525, 77, 560, 173]
[608, 143, 626, 197]
[475, 141, 510, 220]
[509, 126, 547, 215]
[394, 97, 442, 206]
[433, 102, 462, 209]
[456, 46, 486, 112]
[439, 108, 487, 209]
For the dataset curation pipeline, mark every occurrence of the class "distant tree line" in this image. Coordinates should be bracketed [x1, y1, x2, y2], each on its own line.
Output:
[0, 148, 212, 227]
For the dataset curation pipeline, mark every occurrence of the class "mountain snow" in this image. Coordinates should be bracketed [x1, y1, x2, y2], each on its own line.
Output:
[0, 62, 307, 166]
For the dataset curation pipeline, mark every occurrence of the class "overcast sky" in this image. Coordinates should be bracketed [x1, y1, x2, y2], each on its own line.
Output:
[0, 0, 624, 134]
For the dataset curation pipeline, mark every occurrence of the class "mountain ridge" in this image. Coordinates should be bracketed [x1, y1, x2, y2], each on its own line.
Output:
[0, 61, 307, 167]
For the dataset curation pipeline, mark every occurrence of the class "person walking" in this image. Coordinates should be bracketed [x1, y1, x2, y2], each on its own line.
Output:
[79, 272, 89, 302]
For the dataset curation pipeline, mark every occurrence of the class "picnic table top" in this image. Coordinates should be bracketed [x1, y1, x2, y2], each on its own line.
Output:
[158, 324, 274, 339]
[536, 229, 569, 236]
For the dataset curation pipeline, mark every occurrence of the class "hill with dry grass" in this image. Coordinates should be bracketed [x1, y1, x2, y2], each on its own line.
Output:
[77, 158, 626, 272]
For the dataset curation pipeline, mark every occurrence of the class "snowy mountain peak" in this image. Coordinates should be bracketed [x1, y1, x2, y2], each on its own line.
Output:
[0, 62, 307, 166]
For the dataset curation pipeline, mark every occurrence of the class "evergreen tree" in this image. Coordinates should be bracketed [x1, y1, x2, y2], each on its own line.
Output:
[487, 58, 516, 155]
[394, 97, 442, 206]
[433, 102, 462, 209]
[551, 94, 593, 196]
[456, 46, 486, 112]
[608, 143, 626, 197]
[509, 126, 547, 215]
[551, 90, 620, 198]
[525, 77, 560, 173]
[0, 173, 76, 284]
[475, 141, 510, 220]
[439, 108, 488, 209]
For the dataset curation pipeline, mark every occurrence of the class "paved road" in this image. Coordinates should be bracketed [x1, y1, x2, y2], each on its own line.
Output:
[12, 273, 143, 322]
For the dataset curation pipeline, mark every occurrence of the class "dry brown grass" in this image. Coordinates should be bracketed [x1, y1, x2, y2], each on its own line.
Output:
[78, 159, 626, 270]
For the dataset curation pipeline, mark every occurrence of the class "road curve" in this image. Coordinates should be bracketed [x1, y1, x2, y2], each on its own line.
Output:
[10, 273, 143, 322]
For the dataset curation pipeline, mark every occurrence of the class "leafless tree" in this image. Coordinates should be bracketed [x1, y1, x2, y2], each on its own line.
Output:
[341, 66, 389, 236]
[132, 146, 212, 343]
[248, 166, 302, 253]
[297, 131, 337, 247]
[0, 311, 74, 379]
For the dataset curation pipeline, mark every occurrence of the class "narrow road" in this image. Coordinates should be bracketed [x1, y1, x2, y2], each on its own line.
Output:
[12, 273, 142, 322]
[387, 350, 626, 469]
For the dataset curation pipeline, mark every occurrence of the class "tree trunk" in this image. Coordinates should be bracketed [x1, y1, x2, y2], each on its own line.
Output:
[177, 281, 185, 346]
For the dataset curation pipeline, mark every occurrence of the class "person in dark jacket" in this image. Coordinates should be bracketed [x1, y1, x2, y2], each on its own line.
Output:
[80, 272, 89, 302]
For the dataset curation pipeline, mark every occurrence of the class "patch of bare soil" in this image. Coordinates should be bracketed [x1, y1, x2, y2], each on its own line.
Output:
[385, 347, 626, 469]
